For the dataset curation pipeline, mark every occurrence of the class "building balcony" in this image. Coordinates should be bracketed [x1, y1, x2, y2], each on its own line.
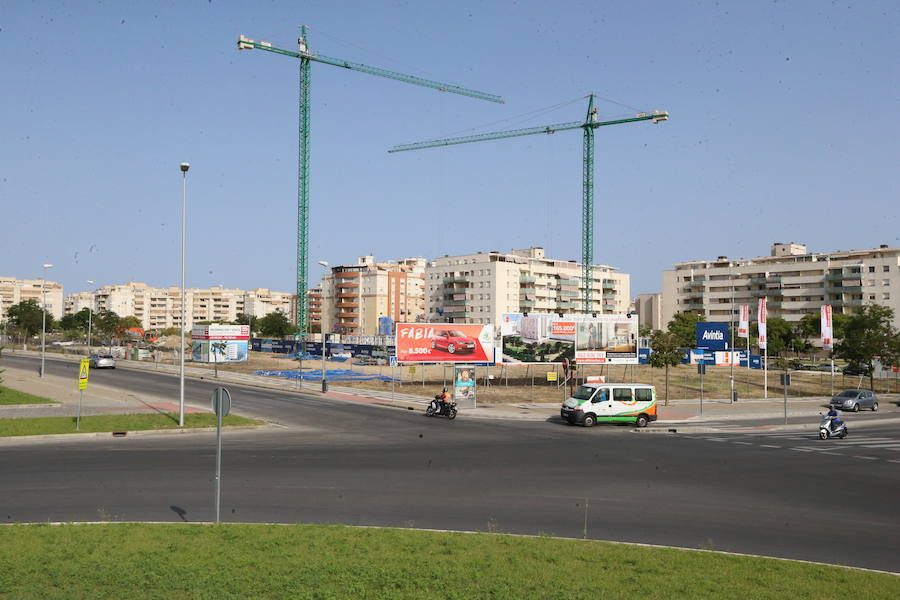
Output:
[558, 290, 580, 297]
[520, 300, 535, 308]
[335, 302, 359, 309]
[335, 312, 358, 319]
[825, 273, 861, 281]
[825, 286, 863, 294]
[520, 275, 536, 283]
[558, 278, 579, 286]
[334, 271, 359, 279]
[557, 301, 576, 309]
[520, 285, 536, 294]
[443, 277, 469, 284]
[685, 280, 706, 288]
[336, 282, 359, 289]
[444, 299, 468, 306]
[602, 293, 616, 299]
[337, 292, 357, 299]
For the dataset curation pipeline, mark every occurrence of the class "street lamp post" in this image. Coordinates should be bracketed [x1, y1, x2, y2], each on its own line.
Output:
[179, 162, 190, 427]
[86, 280, 94, 353]
[318, 261, 329, 393]
[730, 266, 735, 404]
[40, 263, 53, 377]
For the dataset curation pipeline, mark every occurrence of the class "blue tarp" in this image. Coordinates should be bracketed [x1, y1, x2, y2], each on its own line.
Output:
[254, 369, 398, 382]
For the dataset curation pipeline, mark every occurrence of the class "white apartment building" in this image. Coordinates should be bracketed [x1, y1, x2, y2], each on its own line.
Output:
[64, 282, 294, 331]
[425, 247, 631, 325]
[662, 243, 900, 330]
[0, 277, 64, 321]
[320, 256, 426, 335]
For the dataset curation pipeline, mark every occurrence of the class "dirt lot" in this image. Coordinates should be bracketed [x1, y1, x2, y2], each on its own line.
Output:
[42, 345, 900, 405]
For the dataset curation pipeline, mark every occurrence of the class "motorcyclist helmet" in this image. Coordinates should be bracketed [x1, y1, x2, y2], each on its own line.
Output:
[442, 388, 448, 392]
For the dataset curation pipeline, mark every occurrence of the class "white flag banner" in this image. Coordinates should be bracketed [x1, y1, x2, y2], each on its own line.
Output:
[758, 298, 767, 350]
[738, 304, 749, 338]
[821, 304, 833, 349]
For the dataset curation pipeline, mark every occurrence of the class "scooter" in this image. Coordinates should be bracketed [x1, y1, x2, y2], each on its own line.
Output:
[426, 398, 458, 420]
[819, 415, 847, 440]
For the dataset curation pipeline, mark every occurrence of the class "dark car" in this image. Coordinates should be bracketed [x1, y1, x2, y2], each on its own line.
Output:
[829, 389, 878, 412]
[842, 363, 871, 376]
[431, 329, 477, 354]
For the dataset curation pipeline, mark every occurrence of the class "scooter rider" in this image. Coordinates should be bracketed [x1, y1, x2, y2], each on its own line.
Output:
[826, 407, 844, 433]
[432, 388, 451, 413]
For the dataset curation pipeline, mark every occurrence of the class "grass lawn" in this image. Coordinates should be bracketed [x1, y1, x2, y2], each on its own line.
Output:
[0, 412, 262, 437]
[0, 385, 58, 406]
[0, 523, 895, 599]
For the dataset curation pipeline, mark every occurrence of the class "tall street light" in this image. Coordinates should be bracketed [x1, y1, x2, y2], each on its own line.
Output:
[318, 261, 329, 392]
[40, 263, 53, 377]
[179, 162, 190, 427]
[86, 280, 94, 353]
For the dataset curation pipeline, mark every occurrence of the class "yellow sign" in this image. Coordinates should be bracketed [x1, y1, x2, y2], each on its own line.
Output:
[408, 366, 417, 374]
[78, 359, 90, 390]
[546, 372, 558, 382]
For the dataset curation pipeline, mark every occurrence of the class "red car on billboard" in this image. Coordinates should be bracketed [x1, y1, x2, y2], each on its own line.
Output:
[395, 323, 492, 363]
[431, 329, 478, 354]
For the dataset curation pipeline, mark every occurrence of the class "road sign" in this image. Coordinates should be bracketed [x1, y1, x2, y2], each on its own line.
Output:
[211, 387, 232, 417]
[546, 372, 558, 382]
[389, 356, 398, 367]
[78, 359, 90, 390]
[780, 373, 791, 386]
[697, 363, 706, 375]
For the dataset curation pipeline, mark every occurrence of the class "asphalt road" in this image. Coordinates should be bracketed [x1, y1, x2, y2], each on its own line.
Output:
[3, 354, 899, 572]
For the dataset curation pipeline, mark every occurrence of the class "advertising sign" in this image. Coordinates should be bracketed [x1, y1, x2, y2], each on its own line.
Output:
[191, 325, 250, 340]
[453, 365, 476, 402]
[821, 304, 833, 349]
[738, 305, 750, 338]
[757, 298, 768, 350]
[378, 316, 394, 336]
[192, 340, 249, 363]
[696, 322, 729, 351]
[395, 323, 494, 363]
[499, 313, 637, 364]
[574, 316, 638, 364]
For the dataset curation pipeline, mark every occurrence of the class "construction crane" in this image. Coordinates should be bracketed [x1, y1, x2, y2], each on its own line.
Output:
[237, 27, 503, 334]
[390, 94, 667, 313]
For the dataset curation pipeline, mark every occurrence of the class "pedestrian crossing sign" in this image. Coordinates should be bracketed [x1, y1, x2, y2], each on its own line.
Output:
[78, 358, 90, 390]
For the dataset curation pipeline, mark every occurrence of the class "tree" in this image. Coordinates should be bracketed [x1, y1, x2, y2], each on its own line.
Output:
[638, 324, 652, 337]
[834, 304, 900, 391]
[6, 300, 53, 341]
[256, 311, 296, 338]
[116, 316, 143, 343]
[648, 330, 682, 406]
[666, 312, 705, 348]
[60, 308, 92, 334]
[797, 312, 851, 347]
[93, 310, 121, 344]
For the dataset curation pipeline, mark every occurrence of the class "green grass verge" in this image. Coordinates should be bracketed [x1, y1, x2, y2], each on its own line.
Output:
[0, 385, 58, 406]
[0, 412, 261, 437]
[0, 524, 894, 599]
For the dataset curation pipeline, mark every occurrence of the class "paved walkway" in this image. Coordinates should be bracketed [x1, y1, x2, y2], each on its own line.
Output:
[4, 349, 899, 433]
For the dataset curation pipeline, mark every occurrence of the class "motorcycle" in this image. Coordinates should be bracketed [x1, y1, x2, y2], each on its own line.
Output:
[819, 415, 848, 440]
[426, 398, 458, 420]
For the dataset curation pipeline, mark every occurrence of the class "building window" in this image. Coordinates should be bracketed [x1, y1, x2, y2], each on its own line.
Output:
[869, 266, 875, 273]
[884, 280, 891, 286]
[869, 295, 876, 300]
[884, 266, 890, 272]
[883, 293, 891, 300]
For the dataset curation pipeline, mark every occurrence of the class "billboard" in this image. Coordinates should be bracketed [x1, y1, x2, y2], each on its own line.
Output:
[453, 365, 476, 402]
[191, 324, 250, 340]
[395, 323, 494, 363]
[499, 313, 637, 364]
[696, 322, 729, 351]
[191, 340, 249, 363]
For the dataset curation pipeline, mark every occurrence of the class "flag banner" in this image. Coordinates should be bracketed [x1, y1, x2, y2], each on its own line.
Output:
[738, 304, 750, 338]
[758, 298, 767, 350]
[821, 304, 833, 349]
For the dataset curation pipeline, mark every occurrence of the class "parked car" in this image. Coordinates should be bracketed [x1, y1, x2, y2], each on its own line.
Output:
[829, 389, 878, 412]
[89, 354, 116, 369]
[430, 330, 477, 354]
[842, 363, 871, 376]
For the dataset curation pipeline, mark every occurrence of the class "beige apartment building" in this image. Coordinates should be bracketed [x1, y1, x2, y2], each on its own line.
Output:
[634, 293, 663, 331]
[319, 256, 426, 335]
[64, 282, 294, 331]
[0, 277, 64, 321]
[425, 247, 631, 325]
[661, 243, 900, 330]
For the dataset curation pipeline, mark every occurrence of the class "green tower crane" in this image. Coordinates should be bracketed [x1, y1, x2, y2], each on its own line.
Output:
[390, 95, 667, 313]
[237, 27, 503, 334]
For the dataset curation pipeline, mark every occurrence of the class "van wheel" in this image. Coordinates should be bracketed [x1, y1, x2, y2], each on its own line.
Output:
[635, 414, 649, 428]
[583, 414, 596, 427]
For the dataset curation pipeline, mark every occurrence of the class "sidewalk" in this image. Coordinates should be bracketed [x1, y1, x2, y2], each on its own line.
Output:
[5, 349, 900, 433]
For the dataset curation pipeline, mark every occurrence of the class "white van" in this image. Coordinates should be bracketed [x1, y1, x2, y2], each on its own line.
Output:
[560, 383, 658, 428]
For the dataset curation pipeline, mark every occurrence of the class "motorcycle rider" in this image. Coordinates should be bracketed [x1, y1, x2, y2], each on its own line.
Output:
[826, 406, 844, 433]
[432, 387, 452, 413]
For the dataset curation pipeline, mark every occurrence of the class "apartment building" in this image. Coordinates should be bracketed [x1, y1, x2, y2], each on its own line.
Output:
[319, 256, 426, 335]
[65, 282, 294, 331]
[634, 293, 663, 331]
[661, 243, 900, 329]
[0, 277, 64, 321]
[307, 286, 322, 332]
[424, 247, 631, 325]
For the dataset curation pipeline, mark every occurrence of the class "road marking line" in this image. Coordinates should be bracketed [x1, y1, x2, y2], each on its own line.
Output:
[854, 456, 878, 460]
[732, 441, 753, 445]
[759, 444, 782, 449]
[789, 447, 815, 452]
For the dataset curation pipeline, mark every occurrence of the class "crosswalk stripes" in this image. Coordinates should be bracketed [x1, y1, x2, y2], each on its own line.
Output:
[692, 431, 900, 463]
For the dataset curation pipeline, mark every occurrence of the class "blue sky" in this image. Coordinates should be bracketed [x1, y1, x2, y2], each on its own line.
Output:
[2, 1, 897, 299]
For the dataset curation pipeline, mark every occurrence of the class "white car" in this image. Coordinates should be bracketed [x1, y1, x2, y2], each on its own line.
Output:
[89, 354, 116, 369]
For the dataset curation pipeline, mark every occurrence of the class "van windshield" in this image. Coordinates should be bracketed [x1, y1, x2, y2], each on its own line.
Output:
[572, 386, 596, 401]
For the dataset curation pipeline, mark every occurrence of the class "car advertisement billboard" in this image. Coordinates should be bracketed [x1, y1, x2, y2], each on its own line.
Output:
[191, 324, 250, 340]
[395, 323, 494, 363]
[498, 313, 637, 364]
